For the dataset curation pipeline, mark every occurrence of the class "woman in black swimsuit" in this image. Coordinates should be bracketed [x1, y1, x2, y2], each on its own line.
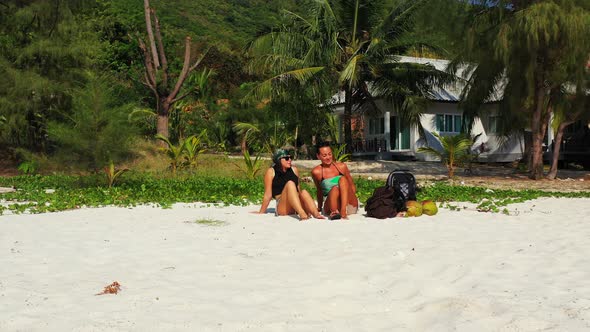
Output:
[256, 149, 325, 220]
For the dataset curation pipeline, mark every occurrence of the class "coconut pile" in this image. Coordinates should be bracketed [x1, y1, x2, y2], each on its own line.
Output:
[404, 200, 438, 217]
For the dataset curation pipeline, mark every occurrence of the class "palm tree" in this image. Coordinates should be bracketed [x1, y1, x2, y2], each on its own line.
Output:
[247, 0, 451, 152]
[418, 132, 473, 178]
[451, 0, 590, 179]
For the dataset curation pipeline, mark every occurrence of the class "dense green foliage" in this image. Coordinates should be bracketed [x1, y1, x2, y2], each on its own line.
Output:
[1, 173, 589, 215]
[47, 74, 138, 170]
[0, 0, 300, 162]
[0, 0, 466, 158]
[0, 1, 103, 152]
[451, 0, 590, 179]
[246, 0, 455, 151]
[1, 0, 587, 181]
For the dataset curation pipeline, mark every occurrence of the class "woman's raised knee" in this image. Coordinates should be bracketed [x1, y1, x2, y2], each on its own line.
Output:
[327, 186, 340, 198]
[285, 180, 298, 189]
[338, 176, 349, 187]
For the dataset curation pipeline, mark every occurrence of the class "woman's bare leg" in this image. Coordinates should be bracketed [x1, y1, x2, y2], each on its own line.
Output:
[337, 177, 351, 218]
[277, 181, 309, 219]
[325, 186, 340, 215]
[299, 190, 325, 219]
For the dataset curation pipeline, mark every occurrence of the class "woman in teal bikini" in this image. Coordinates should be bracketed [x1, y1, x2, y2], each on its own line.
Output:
[311, 142, 359, 219]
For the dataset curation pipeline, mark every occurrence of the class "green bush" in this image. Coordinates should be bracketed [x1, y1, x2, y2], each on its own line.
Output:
[47, 74, 138, 172]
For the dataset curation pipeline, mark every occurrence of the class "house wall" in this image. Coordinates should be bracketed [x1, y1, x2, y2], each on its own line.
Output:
[414, 102, 524, 162]
[476, 105, 526, 162]
[354, 101, 525, 162]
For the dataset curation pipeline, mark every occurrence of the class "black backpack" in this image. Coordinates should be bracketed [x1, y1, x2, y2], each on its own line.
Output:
[364, 186, 398, 219]
[386, 170, 417, 202]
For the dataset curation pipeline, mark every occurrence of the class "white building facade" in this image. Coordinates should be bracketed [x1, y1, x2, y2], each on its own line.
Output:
[330, 56, 526, 162]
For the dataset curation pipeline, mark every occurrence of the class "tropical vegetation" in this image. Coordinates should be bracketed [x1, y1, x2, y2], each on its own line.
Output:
[451, 0, 590, 179]
[246, 0, 453, 152]
[417, 132, 473, 178]
[0, 0, 588, 189]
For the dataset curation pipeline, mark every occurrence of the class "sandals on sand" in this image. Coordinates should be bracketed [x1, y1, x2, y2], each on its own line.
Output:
[329, 210, 342, 220]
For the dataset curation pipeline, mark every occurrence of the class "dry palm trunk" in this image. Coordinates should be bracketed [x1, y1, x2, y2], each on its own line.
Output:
[139, 0, 206, 141]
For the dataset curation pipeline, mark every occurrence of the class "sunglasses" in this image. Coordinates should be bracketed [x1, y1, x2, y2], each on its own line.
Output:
[281, 156, 292, 161]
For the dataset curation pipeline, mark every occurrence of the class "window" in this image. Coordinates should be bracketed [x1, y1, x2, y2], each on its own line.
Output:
[489, 115, 500, 134]
[368, 117, 384, 135]
[436, 114, 462, 133]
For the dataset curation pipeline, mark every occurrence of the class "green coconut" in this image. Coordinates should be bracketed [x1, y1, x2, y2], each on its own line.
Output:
[405, 200, 423, 217]
[421, 200, 438, 216]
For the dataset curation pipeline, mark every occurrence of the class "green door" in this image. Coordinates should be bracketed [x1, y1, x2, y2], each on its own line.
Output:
[400, 120, 410, 150]
[389, 117, 397, 150]
[390, 117, 410, 150]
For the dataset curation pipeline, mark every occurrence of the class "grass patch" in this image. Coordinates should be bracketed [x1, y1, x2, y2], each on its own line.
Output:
[190, 218, 227, 226]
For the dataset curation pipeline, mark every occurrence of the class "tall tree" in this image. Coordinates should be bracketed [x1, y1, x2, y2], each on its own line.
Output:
[47, 74, 137, 172]
[137, 0, 207, 139]
[246, 0, 450, 151]
[0, 0, 100, 152]
[453, 0, 590, 179]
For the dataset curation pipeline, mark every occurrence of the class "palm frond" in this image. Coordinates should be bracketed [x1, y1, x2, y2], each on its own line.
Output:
[339, 54, 364, 88]
[375, 0, 429, 39]
[242, 66, 325, 102]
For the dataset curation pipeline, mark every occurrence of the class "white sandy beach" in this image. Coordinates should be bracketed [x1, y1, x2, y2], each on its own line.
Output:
[1, 198, 590, 331]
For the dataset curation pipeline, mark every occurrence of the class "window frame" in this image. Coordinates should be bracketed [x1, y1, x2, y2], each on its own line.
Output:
[368, 117, 384, 135]
[435, 114, 462, 134]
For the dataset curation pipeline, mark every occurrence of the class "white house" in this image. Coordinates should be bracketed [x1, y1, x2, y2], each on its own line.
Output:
[328, 56, 526, 162]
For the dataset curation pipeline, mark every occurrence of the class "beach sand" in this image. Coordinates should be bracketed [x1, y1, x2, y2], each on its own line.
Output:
[1, 198, 590, 331]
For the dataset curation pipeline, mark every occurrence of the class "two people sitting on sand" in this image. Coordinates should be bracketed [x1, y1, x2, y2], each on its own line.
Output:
[255, 149, 325, 220]
[311, 142, 359, 220]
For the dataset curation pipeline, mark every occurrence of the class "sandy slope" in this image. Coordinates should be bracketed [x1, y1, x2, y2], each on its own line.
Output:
[1, 198, 590, 331]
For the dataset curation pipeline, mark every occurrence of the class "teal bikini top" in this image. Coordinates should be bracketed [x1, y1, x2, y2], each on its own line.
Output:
[320, 163, 343, 194]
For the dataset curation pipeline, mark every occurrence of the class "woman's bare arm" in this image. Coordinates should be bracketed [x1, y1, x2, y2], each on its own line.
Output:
[339, 162, 356, 194]
[310, 166, 324, 210]
[257, 168, 274, 213]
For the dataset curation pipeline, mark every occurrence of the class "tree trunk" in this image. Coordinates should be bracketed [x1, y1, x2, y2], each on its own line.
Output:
[157, 114, 169, 141]
[343, 88, 353, 153]
[523, 130, 532, 172]
[546, 121, 572, 179]
[447, 165, 455, 178]
[530, 121, 544, 179]
[529, 78, 548, 180]
[140, 1, 206, 142]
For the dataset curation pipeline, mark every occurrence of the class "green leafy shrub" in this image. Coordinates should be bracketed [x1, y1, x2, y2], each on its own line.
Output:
[183, 130, 208, 169]
[418, 132, 472, 177]
[156, 131, 208, 174]
[46, 74, 137, 172]
[104, 160, 129, 188]
[233, 149, 263, 180]
[332, 143, 351, 162]
[17, 161, 38, 175]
